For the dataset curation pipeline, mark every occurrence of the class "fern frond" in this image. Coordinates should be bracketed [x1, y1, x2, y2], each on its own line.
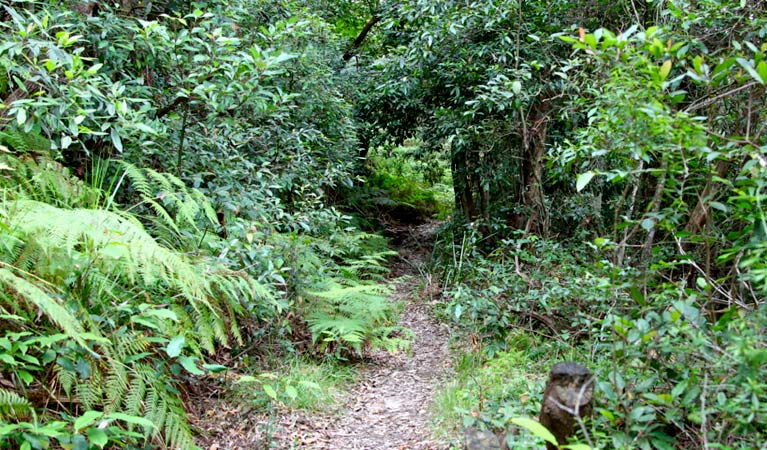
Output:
[194, 307, 217, 354]
[104, 360, 129, 413]
[303, 278, 403, 357]
[75, 372, 102, 410]
[0, 388, 32, 419]
[0, 57, 9, 97]
[5, 200, 211, 300]
[0, 128, 50, 156]
[122, 373, 147, 417]
[163, 398, 196, 450]
[113, 335, 150, 361]
[115, 160, 218, 236]
[0, 153, 96, 207]
[307, 281, 392, 303]
[307, 315, 367, 353]
[55, 365, 76, 399]
[0, 268, 86, 342]
[144, 385, 167, 436]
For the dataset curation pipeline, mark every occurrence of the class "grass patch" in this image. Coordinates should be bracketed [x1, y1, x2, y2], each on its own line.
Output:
[432, 331, 584, 447]
[233, 356, 356, 412]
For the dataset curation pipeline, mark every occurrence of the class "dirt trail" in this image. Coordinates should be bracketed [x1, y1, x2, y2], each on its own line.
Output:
[192, 221, 453, 449]
[280, 220, 451, 449]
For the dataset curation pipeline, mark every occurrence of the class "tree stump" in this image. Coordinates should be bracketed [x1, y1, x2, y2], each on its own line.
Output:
[539, 362, 593, 450]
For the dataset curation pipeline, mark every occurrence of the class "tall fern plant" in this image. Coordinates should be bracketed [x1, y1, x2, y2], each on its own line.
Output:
[0, 152, 272, 449]
[283, 231, 411, 360]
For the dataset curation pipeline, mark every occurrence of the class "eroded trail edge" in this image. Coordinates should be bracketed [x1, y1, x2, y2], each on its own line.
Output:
[283, 221, 451, 449]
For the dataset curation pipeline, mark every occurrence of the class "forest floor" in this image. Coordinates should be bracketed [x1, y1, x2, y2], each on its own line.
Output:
[192, 220, 455, 449]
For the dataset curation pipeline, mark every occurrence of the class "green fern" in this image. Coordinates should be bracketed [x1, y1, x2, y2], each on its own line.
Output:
[304, 280, 408, 357]
[55, 365, 76, 399]
[0, 388, 32, 419]
[0, 152, 273, 449]
[114, 160, 218, 239]
[0, 153, 98, 207]
[0, 269, 89, 348]
[0, 127, 50, 155]
[0, 195, 264, 449]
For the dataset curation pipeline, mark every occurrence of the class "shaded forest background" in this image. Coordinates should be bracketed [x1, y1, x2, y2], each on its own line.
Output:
[0, 0, 765, 449]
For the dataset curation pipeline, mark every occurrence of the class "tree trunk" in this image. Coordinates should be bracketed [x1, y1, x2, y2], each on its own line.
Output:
[685, 160, 730, 234]
[452, 150, 478, 220]
[521, 103, 549, 233]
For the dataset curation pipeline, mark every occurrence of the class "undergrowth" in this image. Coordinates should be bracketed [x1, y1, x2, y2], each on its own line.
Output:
[233, 356, 356, 412]
[0, 148, 408, 449]
[349, 144, 454, 224]
[432, 224, 767, 449]
[433, 324, 589, 448]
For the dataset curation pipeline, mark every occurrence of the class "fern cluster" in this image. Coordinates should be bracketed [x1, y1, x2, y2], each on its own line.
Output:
[270, 230, 410, 359]
[113, 160, 219, 243]
[0, 151, 273, 449]
[0, 127, 50, 155]
[305, 279, 410, 357]
[0, 152, 97, 207]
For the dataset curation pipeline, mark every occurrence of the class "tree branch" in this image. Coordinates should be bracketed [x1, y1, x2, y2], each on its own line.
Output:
[342, 15, 381, 61]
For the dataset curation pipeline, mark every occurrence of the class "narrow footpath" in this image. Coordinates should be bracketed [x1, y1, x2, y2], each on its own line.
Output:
[193, 221, 453, 449]
[280, 220, 452, 449]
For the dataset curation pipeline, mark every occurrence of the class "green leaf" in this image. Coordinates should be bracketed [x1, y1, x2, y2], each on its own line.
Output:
[629, 286, 645, 306]
[75, 358, 91, 379]
[74, 434, 91, 450]
[0, 424, 20, 435]
[710, 201, 729, 212]
[284, 385, 298, 400]
[79, 333, 109, 343]
[235, 375, 258, 383]
[178, 356, 204, 375]
[100, 242, 129, 259]
[110, 127, 123, 152]
[75, 410, 103, 431]
[270, 52, 296, 65]
[510, 417, 558, 446]
[202, 363, 228, 373]
[130, 316, 159, 330]
[576, 171, 596, 192]
[736, 57, 764, 84]
[106, 412, 156, 429]
[131, 123, 157, 134]
[659, 60, 672, 81]
[16, 108, 27, 126]
[757, 61, 767, 82]
[143, 308, 178, 322]
[87, 428, 108, 448]
[262, 384, 278, 399]
[640, 218, 655, 231]
[17, 370, 34, 384]
[165, 335, 185, 358]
